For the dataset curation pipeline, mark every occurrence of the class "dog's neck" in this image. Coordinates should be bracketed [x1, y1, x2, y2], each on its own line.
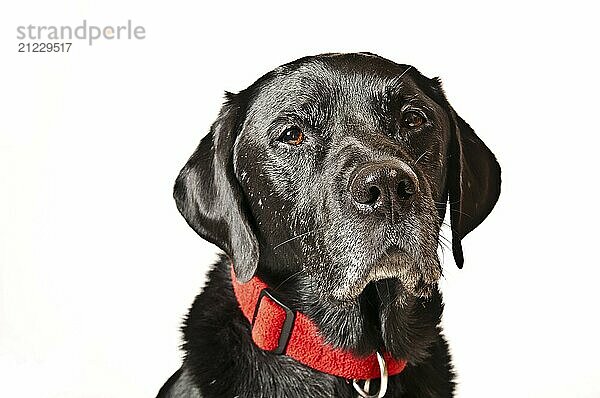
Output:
[254, 265, 443, 365]
[231, 265, 409, 381]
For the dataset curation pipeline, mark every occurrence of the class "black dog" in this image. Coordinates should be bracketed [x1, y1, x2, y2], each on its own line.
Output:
[158, 53, 501, 398]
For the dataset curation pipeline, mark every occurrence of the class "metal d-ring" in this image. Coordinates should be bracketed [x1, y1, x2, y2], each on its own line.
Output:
[352, 351, 388, 398]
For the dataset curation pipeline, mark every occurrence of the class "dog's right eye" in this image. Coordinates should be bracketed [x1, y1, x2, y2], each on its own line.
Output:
[278, 126, 304, 146]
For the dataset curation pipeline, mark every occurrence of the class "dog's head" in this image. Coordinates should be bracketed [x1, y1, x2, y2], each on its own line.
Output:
[175, 53, 500, 307]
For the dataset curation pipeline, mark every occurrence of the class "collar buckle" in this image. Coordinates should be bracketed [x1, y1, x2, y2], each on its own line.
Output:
[252, 288, 296, 355]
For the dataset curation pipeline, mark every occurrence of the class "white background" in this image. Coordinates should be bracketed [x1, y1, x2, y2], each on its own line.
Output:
[1, 1, 599, 397]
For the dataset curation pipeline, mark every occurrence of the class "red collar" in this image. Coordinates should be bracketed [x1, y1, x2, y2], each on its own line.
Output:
[230, 267, 407, 381]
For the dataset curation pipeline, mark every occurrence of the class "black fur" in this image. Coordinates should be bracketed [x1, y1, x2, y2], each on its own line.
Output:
[158, 53, 501, 397]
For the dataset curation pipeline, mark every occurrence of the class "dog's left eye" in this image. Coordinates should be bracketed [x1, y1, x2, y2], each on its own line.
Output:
[402, 111, 426, 128]
[278, 126, 304, 146]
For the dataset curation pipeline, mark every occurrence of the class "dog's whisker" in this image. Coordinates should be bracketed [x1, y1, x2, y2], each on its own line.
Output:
[272, 227, 325, 250]
[389, 65, 412, 85]
[433, 200, 460, 206]
[438, 233, 452, 245]
[438, 236, 451, 249]
[437, 237, 452, 253]
[447, 208, 472, 217]
[413, 150, 429, 166]
[273, 269, 305, 291]
[374, 282, 383, 304]
[438, 220, 459, 234]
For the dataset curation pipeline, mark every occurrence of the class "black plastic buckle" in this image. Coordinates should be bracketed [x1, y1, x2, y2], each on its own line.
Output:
[252, 288, 296, 355]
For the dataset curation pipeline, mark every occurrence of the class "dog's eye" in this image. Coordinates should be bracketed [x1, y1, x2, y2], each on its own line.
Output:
[278, 126, 304, 146]
[402, 111, 426, 128]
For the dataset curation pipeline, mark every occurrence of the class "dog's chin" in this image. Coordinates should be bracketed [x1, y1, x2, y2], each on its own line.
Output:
[328, 249, 440, 305]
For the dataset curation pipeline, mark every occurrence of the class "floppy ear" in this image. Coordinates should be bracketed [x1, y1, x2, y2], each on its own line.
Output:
[447, 108, 501, 268]
[173, 94, 259, 282]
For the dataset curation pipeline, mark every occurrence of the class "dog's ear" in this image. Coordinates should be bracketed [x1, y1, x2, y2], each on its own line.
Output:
[446, 107, 501, 268]
[412, 73, 501, 268]
[173, 93, 259, 282]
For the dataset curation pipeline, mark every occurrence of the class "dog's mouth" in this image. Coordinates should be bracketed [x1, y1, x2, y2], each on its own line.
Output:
[328, 246, 440, 304]
[359, 280, 388, 328]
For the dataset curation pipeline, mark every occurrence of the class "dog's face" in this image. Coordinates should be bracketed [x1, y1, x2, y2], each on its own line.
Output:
[175, 53, 500, 307]
[234, 56, 450, 302]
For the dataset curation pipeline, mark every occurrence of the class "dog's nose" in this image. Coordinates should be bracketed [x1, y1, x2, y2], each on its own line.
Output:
[349, 161, 419, 215]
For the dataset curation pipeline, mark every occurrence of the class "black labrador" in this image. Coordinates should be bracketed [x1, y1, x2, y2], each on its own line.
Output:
[158, 53, 501, 398]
